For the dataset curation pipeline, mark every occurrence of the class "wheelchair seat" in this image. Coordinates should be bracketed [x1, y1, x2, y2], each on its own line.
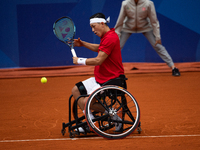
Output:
[101, 75, 127, 89]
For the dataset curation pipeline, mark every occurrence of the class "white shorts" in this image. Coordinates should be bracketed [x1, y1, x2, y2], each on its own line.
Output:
[82, 77, 101, 95]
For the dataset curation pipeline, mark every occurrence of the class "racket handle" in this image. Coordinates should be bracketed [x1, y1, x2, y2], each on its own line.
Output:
[71, 48, 77, 57]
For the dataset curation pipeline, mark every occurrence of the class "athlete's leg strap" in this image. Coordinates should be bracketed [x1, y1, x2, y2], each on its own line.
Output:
[75, 82, 87, 95]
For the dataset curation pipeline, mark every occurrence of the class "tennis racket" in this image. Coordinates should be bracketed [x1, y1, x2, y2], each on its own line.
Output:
[53, 16, 77, 57]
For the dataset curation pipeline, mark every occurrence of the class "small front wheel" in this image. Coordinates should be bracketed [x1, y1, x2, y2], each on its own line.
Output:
[61, 128, 66, 136]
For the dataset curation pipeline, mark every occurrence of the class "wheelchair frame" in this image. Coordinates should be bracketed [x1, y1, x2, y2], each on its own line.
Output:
[61, 77, 141, 139]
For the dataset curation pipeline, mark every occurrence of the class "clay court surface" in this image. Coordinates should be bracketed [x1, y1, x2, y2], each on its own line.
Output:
[0, 63, 200, 149]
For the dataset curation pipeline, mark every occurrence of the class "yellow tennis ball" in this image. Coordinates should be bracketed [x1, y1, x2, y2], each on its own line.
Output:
[41, 77, 47, 84]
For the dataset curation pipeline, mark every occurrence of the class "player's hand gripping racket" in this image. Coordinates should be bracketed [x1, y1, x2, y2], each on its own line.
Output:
[53, 16, 77, 57]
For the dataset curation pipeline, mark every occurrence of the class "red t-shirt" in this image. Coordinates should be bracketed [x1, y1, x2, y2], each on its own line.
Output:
[94, 28, 124, 84]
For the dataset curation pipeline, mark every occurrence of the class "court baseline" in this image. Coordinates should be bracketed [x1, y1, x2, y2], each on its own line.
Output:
[1, 134, 200, 143]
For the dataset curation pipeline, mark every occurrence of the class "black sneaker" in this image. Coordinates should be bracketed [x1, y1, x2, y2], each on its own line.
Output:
[172, 68, 180, 76]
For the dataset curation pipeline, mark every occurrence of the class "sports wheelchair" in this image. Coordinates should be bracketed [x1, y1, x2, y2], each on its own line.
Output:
[61, 75, 141, 139]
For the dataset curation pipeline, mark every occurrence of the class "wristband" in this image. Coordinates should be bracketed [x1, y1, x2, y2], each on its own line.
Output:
[77, 58, 87, 65]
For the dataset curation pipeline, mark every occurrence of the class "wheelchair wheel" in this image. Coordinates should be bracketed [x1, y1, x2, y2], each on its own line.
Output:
[85, 85, 140, 139]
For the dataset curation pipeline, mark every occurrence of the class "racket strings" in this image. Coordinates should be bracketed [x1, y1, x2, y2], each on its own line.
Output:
[53, 18, 75, 42]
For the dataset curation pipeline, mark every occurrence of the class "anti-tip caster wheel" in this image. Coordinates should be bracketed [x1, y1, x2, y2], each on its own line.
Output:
[137, 126, 142, 134]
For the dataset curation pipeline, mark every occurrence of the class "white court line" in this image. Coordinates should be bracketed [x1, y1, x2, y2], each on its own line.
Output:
[0, 134, 200, 143]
